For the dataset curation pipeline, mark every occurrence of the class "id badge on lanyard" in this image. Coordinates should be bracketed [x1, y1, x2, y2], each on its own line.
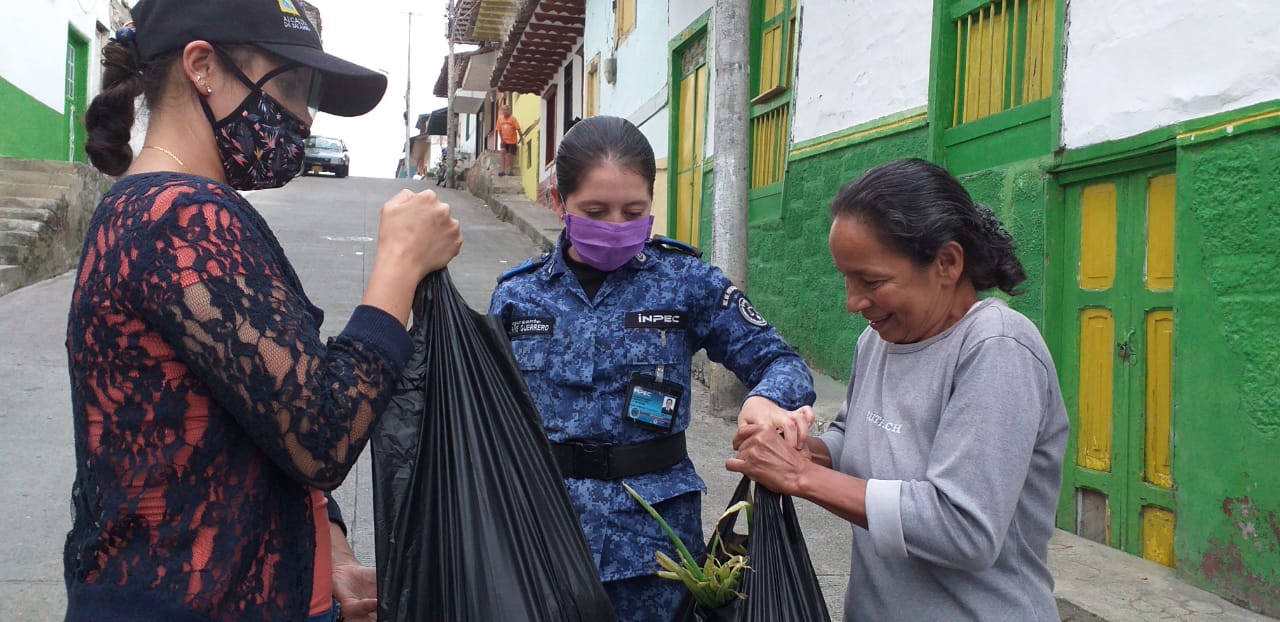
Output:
[623, 366, 683, 432]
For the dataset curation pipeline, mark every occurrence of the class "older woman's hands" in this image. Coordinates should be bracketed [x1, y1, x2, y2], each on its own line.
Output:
[726, 423, 814, 496]
[735, 396, 815, 451]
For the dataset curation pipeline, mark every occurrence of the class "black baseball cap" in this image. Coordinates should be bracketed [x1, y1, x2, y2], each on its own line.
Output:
[131, 0, 387, 117]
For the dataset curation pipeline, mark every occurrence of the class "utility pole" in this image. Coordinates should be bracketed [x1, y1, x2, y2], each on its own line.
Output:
[403, 12, 414, 179]
[445, 0, 458, 189]
[709, 0, 751, 418]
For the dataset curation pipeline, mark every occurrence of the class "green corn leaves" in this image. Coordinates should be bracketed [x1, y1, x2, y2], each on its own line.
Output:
[622, 483, 751, 610]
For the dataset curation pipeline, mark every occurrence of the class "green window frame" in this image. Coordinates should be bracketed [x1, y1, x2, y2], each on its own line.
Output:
[747, 0, 797, 222]
[930, 0, 1063, 174]
[951, 0, 1055, 125]
[751, 0, 796, 102]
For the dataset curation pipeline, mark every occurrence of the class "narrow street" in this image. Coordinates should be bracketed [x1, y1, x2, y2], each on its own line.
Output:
[0, 175, 853, 619]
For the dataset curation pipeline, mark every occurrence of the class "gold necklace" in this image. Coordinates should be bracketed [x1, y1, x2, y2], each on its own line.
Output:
[143, 145, 185, 168]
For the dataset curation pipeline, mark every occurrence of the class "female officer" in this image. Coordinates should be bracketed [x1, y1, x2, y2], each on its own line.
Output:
[488, 116, 817, 619]
[729, 159, 1069, 621]
[66, 1, 461, 620]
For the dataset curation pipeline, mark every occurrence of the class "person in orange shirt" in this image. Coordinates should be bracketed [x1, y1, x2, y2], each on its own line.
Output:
[495, 103, 521, 176]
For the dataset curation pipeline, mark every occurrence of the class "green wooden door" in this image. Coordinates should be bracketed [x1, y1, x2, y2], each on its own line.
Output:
[1058, 166, 1177, 567]
[66, 28, 89, 163]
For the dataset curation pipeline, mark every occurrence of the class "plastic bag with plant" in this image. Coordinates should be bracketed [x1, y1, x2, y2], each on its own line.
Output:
[629, 477, 831, 622]
[623, 482, 752, 612]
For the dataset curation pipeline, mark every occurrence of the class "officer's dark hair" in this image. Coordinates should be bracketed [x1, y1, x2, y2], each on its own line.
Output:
[830, 158, 1026, 296]
[555, 115, 656, 199]
[86, 39, 255, 176]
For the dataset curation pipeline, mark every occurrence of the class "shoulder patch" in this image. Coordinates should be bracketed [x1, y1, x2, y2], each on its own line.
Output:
[647, 236, 702, 258]
[720, 284, 769, 328]
[497, 255, 547, 283]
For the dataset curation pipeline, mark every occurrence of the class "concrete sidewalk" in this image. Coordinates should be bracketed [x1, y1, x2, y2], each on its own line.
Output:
[475, 189, 1276, 622]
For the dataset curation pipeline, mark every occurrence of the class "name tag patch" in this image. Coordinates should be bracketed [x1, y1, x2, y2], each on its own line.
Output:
[507, 317, 555, 338]
[626, 311, 688, 330]
[719, 285, 742, 309]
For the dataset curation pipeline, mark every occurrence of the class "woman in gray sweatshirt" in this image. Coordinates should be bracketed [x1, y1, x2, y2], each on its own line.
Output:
[730, 158, 1069, 621]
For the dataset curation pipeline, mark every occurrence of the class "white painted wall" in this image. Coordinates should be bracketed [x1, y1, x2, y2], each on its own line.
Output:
[791, 0, 932, 143]
[457, 113, 477, 156]
[1063, 0, 1280, 147]
[669, 0, 713, 42]
[583, 0, 673, 158]
[636, 104, 670, 142]
[3, 0, 106, 111]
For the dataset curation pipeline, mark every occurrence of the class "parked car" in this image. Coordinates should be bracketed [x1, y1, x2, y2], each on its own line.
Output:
[303, 136, 349, 178]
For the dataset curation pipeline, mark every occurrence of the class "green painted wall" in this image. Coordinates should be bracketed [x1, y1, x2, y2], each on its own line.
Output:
[953, 158, 1051, 331]
[700, 125, 1052, 382]
[0, 75, 68, 161]
[738, 124, 1048, 382]
[1174, 128, 1280, 616]
[747, 126, 929, 380]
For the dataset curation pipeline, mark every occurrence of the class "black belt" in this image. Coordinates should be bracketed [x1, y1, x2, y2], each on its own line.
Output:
[551, 432, 687, 480]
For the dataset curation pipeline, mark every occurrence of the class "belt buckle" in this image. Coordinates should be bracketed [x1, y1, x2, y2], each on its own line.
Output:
[574, 442, 612, 479]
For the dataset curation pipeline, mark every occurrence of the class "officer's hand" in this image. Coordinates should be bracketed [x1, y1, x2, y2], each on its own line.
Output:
[735, 396, 814, 451]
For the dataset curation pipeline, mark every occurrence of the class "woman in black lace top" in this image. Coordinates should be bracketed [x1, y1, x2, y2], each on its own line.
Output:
[63, 2, 462, 621]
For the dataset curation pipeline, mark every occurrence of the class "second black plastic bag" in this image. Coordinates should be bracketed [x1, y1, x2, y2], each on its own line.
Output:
[371, 270, 615, 622]
[672, 477, 831, 622]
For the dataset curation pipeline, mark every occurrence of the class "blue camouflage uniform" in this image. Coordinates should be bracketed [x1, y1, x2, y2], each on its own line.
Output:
[489, 234, 815, 621]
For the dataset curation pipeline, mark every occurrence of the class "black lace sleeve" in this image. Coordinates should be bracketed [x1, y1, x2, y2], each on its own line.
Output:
[129, 186, 405, 490]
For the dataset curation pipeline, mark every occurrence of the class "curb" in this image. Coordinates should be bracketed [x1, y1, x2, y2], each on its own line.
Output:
[485, 194, 557, 253]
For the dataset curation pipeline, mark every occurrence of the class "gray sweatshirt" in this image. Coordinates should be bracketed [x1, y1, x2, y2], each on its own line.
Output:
[819, 298, 1069, 621]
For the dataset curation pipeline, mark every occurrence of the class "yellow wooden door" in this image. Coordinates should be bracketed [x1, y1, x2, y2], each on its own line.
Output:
[673, 36, 708, 245]
[1060, 168, 1177, 567]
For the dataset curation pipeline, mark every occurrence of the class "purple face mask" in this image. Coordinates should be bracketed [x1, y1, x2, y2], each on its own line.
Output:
[564, 214, 654, 271]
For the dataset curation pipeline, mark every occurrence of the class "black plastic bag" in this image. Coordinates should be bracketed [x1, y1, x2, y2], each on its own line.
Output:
[672, 477, 831, 622]
[371, 270, 615, 622]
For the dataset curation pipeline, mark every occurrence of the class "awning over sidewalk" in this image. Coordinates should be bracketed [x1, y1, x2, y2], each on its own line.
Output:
[447, 0, 583, 95]
[451, 0, 523, 44]
[433, 46, 498, 114]
[490, 0, 584, 94]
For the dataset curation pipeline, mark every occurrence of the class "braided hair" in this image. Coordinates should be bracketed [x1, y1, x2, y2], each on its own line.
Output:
[85, 28, 166, 175]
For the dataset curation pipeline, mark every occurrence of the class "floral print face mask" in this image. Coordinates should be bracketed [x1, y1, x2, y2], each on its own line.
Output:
[199, 49, 314, 191]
